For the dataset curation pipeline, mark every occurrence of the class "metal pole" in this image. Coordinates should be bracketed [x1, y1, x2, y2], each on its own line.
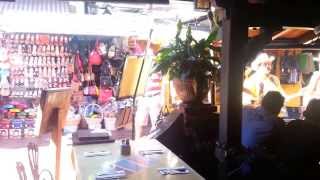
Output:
[131, 29, 153, 140]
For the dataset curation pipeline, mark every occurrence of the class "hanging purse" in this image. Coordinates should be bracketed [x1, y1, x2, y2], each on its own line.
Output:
[100, 75, 113, 88]
[71, 73, 81, 91]
[83, 81, 89, 96]
[75, 53, 85, 83]
[75, 53, 84, 73]
[88, 79, 99, 96]
[72, 90, 84, 104]
[84, 69, 91, 82]
[98, 88, 113, 104]
[88, 40, 102, 66]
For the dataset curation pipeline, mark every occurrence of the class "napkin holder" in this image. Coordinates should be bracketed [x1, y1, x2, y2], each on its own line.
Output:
[72, 129, 115, 145]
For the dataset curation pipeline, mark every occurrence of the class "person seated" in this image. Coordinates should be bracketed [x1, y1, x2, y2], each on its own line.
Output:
[242, 91, 285, 150]
[278, 99, 320, 177]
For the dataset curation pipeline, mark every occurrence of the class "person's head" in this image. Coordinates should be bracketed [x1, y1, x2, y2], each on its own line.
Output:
[303, 99, 320, 125]
[261, 91, 284, 115]
[251, 53, 275, 75]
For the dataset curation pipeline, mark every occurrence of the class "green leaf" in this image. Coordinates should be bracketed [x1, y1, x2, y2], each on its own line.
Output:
[205, 28, 219, 47]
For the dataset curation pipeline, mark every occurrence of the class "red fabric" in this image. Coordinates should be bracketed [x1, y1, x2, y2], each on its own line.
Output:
[89, 40, 102, 65]
[76, 53, 84, 73]
[98, 88, 113, 104]
[145, 72, 162, 96]
[89, 50, 102, 65]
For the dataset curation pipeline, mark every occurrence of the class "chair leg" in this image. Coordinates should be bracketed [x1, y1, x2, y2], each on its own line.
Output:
[27, 142, 39, 180]
[16, 162, 27, 180]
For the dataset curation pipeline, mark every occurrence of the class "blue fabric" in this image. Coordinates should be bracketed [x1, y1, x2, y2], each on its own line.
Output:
[281, 55, 299, 70]
[280, 55, 300, 84]
[242, 107, 278, 149]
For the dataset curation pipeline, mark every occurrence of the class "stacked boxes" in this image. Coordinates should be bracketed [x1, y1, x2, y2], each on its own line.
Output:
[0, 119, 10, 139]
[24, 119, 35, 138]
[1, 101, 36, 139]
[9, 119, 24, 139]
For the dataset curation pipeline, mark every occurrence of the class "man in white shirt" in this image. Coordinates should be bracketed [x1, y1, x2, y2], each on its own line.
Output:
[243, 53, 287, 105]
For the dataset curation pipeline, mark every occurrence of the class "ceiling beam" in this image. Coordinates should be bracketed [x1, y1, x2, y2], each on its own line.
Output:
[298, 31, 317, 44]
[271, 29, 292, 40]
[264, 44, 320, 50]
[247, 4, 320, 27]
[283, 26, 314, 30]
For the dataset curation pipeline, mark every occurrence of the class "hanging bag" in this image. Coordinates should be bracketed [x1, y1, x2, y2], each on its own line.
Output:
[71, 73, 81, 92]
[88, 40, 102, 66]
[83, 81, 90, 96]
[75, 52, 84, 73]
[98, 88, 113, 104]
[88, 66, 99, 96]
[67, 57, 75, 74]
[74, 53, 85, 83]
[89, 80, 99, 96]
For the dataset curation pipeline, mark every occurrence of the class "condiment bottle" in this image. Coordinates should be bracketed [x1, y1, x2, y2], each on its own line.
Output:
[121, 139, 131, 156]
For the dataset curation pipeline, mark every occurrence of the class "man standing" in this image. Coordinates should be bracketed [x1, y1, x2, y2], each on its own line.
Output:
[243, 53, 287, 105]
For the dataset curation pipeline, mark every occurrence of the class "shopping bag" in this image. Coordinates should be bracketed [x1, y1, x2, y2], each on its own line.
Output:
[98, 88, 113, 104]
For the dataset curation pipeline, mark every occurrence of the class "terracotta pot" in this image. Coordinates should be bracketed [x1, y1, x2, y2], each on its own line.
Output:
[173, 78, 210, 104]
[172, 79, 196, 103]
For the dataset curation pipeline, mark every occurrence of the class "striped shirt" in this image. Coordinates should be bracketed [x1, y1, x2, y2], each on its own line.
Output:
[145, 72, 162, 97]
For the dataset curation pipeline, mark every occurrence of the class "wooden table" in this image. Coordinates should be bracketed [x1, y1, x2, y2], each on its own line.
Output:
[72, 138, 205, 180]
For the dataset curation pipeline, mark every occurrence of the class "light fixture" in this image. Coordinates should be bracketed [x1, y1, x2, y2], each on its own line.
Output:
[195, 0, 211, 10]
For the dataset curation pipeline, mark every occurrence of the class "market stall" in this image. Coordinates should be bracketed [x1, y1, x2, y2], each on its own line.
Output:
[0, 0, 212, 179]
[0, 0, 211, 140]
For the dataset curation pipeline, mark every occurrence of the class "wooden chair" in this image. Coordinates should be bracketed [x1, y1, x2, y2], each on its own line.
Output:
[16, 162, 27, 180]
[16, 142, 53, 180]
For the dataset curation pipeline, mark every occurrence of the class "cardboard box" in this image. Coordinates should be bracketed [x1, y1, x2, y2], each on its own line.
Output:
[0, 120, 10, 139]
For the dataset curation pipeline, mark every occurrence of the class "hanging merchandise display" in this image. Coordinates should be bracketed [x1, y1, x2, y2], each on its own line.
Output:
[0, 33, 73, 98]
[0, 28, 162, 139]
[89, 40, 102, 66]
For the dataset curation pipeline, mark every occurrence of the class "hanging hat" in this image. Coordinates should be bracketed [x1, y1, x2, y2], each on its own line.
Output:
[251, 52, 275, 71]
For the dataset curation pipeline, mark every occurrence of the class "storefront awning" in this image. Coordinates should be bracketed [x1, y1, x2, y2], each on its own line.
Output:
[0, 0, 210, 41]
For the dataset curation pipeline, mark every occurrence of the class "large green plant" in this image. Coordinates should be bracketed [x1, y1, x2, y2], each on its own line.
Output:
[153, 20, 221, 99]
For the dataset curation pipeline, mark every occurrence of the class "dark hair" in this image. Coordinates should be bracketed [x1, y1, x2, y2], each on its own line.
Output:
[303, 99, 320, 124]
[261, 91, 284, 115]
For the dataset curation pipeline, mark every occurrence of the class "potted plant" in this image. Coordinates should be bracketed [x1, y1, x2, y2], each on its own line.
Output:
[153, 20, 221, 104]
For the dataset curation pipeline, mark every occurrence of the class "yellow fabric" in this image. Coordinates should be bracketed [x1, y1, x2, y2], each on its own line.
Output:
[243, 73, 284, 105]
[118, 55, 153, 98]
[162, 74, 175, 113]
[281, 83, 302, 107]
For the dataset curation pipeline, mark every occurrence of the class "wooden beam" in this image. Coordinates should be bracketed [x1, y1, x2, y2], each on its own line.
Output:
[217, 3, 247, 157]
[247, 4, 320, 27]
[245, 27, 277, 64]
[264, 44, 320, 50]
[216, 5, 248, 179]
[272, 29, 292, 40]
[298, 31, 316, 44]
[283, 26, 314, 30]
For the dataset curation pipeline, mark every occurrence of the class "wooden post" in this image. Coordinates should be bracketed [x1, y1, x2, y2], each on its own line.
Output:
[215, 2, 247, 179]
[40, 89, 72, 180]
